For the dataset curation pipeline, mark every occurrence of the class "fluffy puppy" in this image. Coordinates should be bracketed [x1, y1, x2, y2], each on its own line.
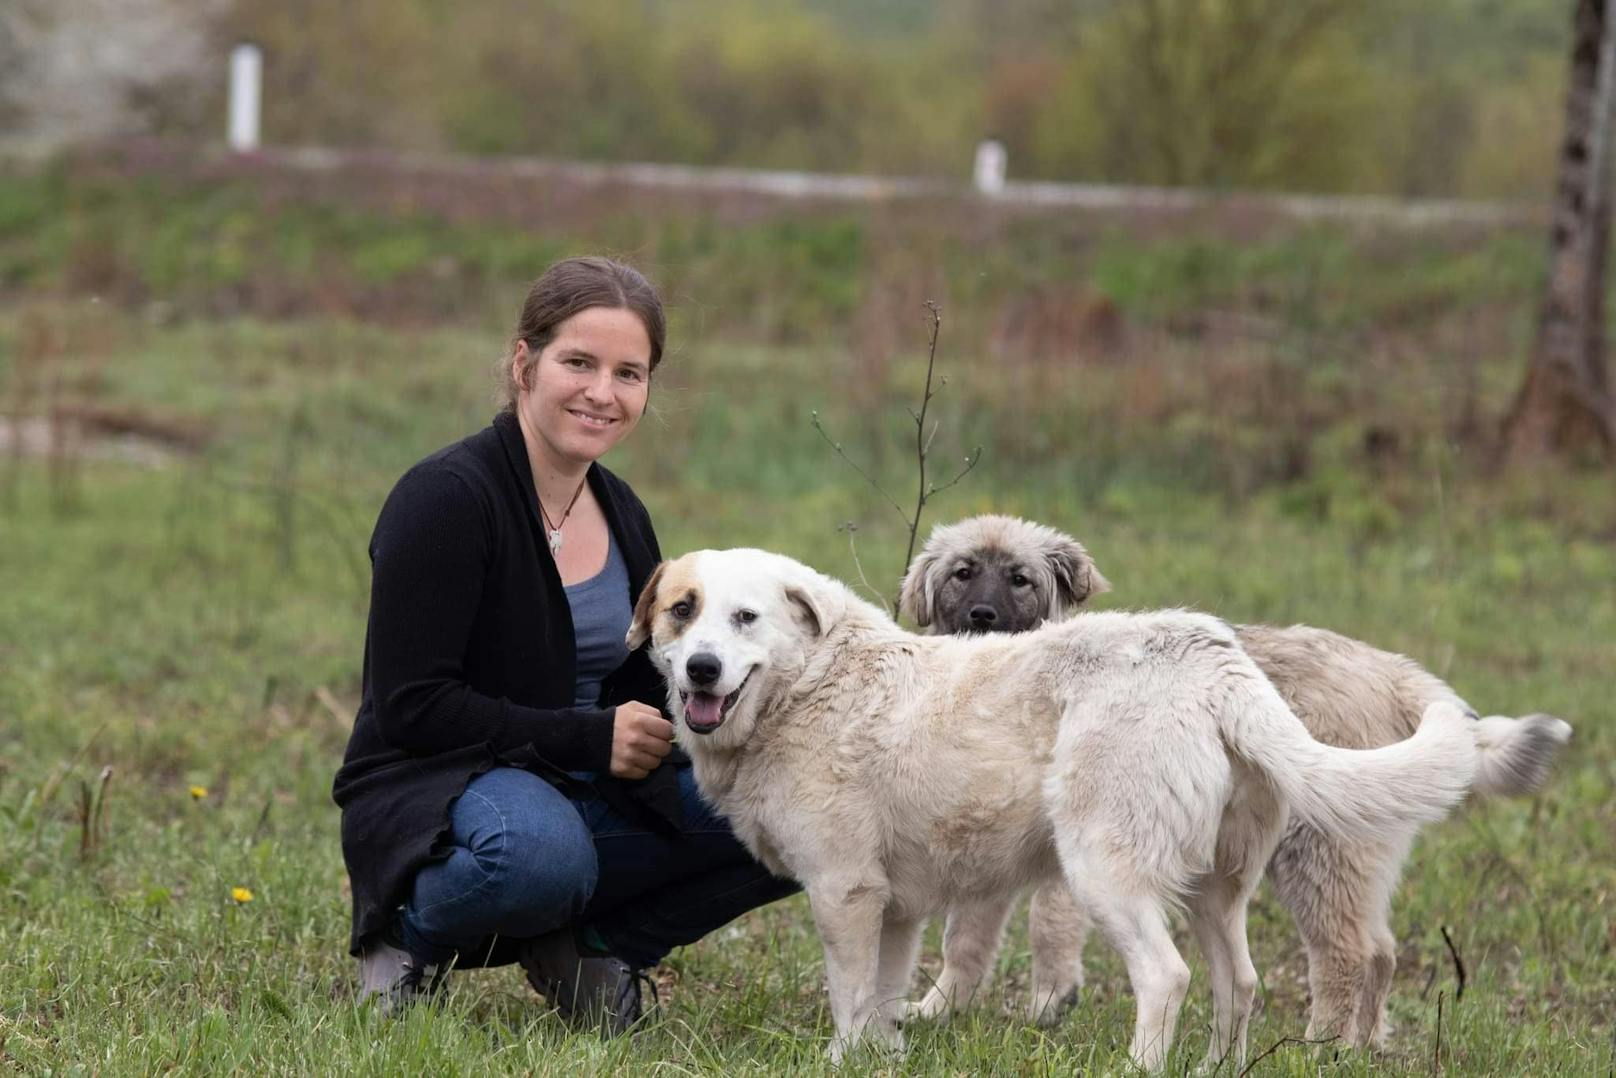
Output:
[898, 514, 1573, 1047]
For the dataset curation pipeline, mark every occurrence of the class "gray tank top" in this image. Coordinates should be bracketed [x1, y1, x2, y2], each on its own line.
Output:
[563, 534, 632, 708]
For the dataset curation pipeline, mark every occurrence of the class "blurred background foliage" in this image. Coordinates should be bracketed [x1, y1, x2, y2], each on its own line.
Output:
[0, 0, 1575, 199]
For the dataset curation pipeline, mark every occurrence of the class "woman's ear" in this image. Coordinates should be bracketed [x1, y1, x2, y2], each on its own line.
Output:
[511, 340, 533, 395]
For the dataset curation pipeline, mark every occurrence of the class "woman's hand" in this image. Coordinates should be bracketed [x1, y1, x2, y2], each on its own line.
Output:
[609, 702, 675, 779]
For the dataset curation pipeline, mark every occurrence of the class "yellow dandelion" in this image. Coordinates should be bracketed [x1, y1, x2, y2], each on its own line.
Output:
[231, 887, 255, 904]
[189, 785, 209, 800]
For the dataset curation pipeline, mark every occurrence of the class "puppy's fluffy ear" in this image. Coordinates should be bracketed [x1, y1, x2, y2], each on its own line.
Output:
[785, 576, 844, 638]
[626, 561, 668, 649]
[897, 545, 943, 628]
[1048, 538, 1111, 616]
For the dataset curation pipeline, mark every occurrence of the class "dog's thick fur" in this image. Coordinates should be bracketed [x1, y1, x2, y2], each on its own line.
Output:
[628, 548, 1481, 1069]
[899, 514, 1574, 1047]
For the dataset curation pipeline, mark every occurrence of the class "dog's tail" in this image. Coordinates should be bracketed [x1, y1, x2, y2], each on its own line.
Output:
[1220, 680, 1478, 837]
[1470, 713, 1573, 797]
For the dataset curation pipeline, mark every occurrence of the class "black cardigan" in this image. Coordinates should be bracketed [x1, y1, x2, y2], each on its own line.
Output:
[333, 411, 681, 955]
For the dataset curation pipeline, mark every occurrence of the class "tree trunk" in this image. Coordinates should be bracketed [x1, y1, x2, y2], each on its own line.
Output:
[1503, 0, 1616, 463]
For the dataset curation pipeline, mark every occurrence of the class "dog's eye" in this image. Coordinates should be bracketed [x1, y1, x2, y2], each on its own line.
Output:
[1011, 573, 1031, 588]
[953, 566, 972, 581]
[734, 609, 758, 626]
[671, 601, 692, 619]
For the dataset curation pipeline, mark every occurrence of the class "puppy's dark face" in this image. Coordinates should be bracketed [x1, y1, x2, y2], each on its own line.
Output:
[932, 549, 1047, 634]
[898, 515, 1112, 635]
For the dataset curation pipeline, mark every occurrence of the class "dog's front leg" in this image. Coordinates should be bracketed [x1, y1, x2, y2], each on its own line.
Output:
[875, 912, 924, 1026]
[807, 877, 896, 1063]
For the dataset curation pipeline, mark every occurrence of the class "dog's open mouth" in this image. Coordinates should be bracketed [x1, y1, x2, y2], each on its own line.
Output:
[679, 671, 753, 734]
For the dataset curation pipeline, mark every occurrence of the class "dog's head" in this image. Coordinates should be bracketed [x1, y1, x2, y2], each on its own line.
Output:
[897, 514, 1111, 634]
[627, 548, 845, 747]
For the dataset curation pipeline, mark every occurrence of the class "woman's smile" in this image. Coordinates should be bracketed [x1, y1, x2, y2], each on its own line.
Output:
[567, 407, 619, 429]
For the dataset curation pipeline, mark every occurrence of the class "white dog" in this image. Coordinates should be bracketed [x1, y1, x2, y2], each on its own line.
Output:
[627, 548, 1478, 1069]
[898, 514, 1574, 1046]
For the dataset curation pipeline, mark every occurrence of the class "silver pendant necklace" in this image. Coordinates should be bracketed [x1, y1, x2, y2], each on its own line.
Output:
[538, 476, 588, 557]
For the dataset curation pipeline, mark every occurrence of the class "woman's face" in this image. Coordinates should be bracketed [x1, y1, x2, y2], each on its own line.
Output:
[513, 306, 652, 470]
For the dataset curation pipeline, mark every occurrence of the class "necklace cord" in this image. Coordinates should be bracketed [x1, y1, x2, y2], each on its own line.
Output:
[538, 475, 589, 536]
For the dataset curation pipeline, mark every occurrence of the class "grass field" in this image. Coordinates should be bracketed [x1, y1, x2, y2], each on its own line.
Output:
[2, 223, 1614, 1070]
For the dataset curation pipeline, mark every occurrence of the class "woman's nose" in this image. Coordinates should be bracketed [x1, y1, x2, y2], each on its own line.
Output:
[583, 369, 615, 401]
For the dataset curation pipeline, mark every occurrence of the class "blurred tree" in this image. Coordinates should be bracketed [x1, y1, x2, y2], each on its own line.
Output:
[443, 1, 702, 162]
[1504, 0, 1616, 463]
[1363, 0, 1565, 198]
[936, 0, 1081, 168]
[434, 0, 977, 176]
[0, 8, 22, 134]
[668, 2, 865, 168]
[1029, 0, 1381, 192]
[658, 0, 973, 175]
[1457, 52, 1564, 199]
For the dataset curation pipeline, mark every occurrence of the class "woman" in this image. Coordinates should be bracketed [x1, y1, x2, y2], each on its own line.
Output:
[333, 257, 795, 1030]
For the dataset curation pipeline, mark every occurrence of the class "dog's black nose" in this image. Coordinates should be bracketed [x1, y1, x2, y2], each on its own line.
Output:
[686, 652, 723, 687]
[968, 604, 998, 628]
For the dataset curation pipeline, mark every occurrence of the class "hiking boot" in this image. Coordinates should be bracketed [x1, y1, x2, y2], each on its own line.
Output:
[358, 935, 448, 1015]
[518, 928, 653, 1035]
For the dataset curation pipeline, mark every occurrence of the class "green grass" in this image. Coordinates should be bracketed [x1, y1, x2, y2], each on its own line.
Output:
[0, 160, 1552, 352]
[2, 307, 1613, 1074]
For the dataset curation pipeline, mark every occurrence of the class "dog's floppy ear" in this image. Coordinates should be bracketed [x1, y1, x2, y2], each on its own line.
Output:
[897, 544, 944, 628]
[785, 575, 844, 638]
[626, 560, 668, 649]
[1048, 537, 1111, 616]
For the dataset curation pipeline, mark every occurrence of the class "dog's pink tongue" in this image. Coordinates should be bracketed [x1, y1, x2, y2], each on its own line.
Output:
[685, 693, 723, 727]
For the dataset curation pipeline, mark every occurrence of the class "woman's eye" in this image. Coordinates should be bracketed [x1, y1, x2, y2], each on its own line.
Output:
[563, 357, 590, 369]
[617, 368, 645, 383]
[953, 567, 972, 581]
[1011, 574, 1030, 588]
[671, 601, 692, 619]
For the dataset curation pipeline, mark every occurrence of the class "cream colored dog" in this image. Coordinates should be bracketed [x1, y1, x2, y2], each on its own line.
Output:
[627, 548, 1480, 1069]
[899, 514, 1574, 1047]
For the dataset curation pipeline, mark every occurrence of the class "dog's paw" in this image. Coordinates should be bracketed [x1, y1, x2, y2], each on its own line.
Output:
[825, 1020, 906, 1066]
[873, 1016, 907, 1055]
[901, 989, 950, 1023]
[1027, 985, 1080, 1027]
[825, 1038, 848, 1067]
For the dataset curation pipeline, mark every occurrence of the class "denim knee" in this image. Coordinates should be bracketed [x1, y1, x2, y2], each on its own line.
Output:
[481, 824, 596, 936]
[448, 769, 599, 939]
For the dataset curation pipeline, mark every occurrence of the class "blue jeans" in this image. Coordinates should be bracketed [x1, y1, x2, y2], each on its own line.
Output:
[397, 766, 797, 970]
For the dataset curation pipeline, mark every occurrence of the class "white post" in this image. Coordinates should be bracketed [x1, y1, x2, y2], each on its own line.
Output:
[228, 43, 262, 152]
[973, 139, 1006, 195]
